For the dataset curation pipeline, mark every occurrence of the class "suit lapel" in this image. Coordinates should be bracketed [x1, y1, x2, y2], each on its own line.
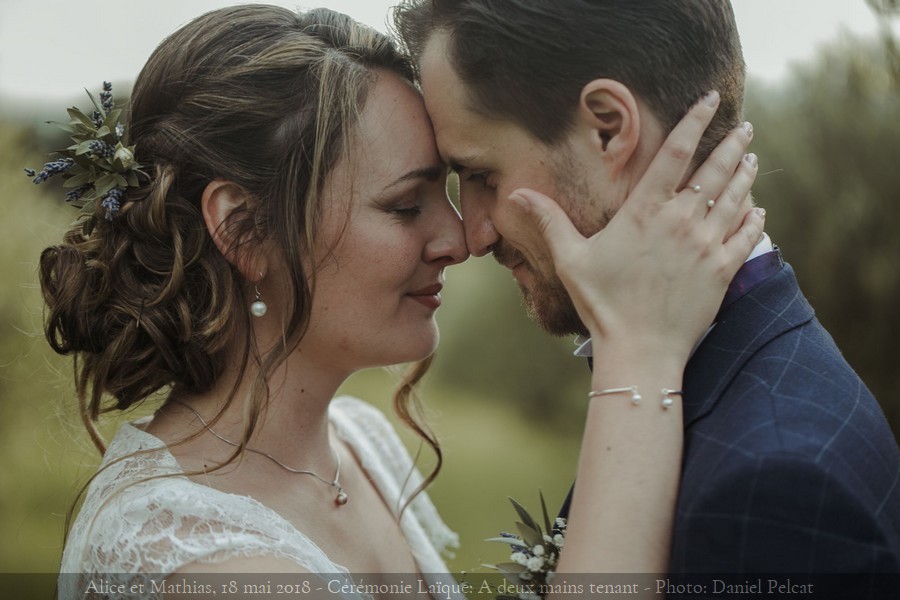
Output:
[682, 263, 815, 428]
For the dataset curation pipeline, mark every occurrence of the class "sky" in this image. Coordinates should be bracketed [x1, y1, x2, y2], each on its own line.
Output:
[1, 0, 896, 107]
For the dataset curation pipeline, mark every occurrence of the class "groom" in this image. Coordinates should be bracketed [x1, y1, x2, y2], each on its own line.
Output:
[394, 0, 900, 579]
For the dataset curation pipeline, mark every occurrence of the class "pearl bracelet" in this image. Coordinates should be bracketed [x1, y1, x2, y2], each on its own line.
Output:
[588, 386, 683, 409]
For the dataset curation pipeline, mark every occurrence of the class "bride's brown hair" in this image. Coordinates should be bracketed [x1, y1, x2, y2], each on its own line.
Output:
[40, 4, 441, 513]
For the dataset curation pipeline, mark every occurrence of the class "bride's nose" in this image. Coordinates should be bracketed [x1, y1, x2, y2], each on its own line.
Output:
[424, 200, 469, 266]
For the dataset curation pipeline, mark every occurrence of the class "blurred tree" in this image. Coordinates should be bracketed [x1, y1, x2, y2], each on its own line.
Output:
[866, 0, 900, 15]
[867, 0, 900, 82]
[744, 34, 900, 435]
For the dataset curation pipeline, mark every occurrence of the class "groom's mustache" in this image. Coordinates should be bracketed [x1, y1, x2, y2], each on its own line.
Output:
[491, 241, 526, 272]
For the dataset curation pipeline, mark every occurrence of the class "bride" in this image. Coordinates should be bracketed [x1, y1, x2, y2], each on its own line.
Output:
[38, 4, 762, 598]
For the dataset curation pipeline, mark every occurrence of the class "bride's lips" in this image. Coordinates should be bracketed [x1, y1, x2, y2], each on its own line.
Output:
[407, 283, 443, 310]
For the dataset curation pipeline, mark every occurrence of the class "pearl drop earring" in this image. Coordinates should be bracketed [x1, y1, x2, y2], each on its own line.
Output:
[250, 283, 267, 317]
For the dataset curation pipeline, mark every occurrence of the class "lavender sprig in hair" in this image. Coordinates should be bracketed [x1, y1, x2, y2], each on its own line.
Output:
[24, 81, 148, 233]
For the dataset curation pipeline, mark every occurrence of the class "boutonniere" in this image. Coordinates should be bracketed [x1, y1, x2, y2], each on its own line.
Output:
[484, 493, 567, 600]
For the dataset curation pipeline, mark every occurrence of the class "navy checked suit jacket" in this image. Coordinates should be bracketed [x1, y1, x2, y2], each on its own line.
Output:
[559, 261, 900, 575]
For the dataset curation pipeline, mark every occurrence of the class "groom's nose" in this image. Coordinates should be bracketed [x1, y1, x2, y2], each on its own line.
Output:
[460, 196, 500, 257]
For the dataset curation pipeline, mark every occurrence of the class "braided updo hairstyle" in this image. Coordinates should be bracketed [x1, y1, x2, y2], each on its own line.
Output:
[39, 4, 437, 484]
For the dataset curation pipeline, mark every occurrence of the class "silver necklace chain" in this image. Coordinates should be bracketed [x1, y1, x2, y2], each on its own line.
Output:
[173, 400, 348, 506]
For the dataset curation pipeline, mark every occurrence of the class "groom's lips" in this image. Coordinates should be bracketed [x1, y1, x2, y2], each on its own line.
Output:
[493, 242, 531, 284]
[511, 262, 527, 281]
[505, 260, 529, 284]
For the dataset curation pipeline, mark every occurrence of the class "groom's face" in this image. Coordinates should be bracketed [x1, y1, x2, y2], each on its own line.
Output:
[420, 34, 617, 336]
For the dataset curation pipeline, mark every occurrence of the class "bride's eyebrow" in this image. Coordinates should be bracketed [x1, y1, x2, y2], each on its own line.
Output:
[376, 165, 444, 196]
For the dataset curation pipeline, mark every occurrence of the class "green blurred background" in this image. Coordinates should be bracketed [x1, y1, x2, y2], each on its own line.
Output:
[1, 1, 899, 597]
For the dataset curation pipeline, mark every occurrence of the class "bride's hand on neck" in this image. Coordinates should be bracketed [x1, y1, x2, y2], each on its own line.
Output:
[505, 96, 762, 367]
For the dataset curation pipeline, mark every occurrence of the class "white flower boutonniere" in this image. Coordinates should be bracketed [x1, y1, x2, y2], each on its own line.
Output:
[484, 493, 567, 600]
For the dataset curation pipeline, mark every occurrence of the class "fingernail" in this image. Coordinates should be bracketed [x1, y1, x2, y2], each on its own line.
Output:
[743, 153, 758, 167]
[702, 90, 720, 107]
[742, 121, 754, 137]
[755, 207, 766, 218]
[509, 191, 530, 213]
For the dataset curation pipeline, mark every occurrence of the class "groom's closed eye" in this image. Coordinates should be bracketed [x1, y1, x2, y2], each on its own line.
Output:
[464, 171, 494, 189]
[451, 163, 495, 191]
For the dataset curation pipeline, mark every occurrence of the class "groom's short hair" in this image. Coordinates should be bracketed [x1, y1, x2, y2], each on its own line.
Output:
[393, 0, 745, 165]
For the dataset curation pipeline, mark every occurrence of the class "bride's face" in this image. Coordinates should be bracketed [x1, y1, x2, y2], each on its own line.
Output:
[299, 71, 467, 372]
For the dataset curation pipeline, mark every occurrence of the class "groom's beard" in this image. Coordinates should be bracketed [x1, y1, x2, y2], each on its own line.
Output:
[493, 155, 616, 338]
[493, 241, 587, 337]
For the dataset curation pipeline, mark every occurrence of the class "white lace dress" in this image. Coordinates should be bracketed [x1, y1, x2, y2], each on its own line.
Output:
[58, 396, 460, 599]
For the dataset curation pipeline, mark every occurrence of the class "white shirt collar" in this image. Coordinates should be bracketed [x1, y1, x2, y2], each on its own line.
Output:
[573, 233, 773, 359]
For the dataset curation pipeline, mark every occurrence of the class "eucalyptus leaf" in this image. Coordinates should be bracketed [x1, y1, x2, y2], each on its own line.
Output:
[64, 172, 93, 188]
[515, 521, 543, 546]
[485, 536, 528, 547]
[74, 155, 94, 170]
[495, 562, 528, 575]
[96, 126, 111, 138]
[67, 107, 96, 129]
[85, 88, 104, 116]
[95, 173, 115, 187]
[509, 497, 542, 534]
[94, 175, 116, 196]
[72, 123, 94, 136]
[80, 191, 99, 206]
[95, 183, 115, 197]
[75, 140, 95, 156]
[47, 120, 76, 134]
[126, 171, 139, 187]
[103, 109, 122, 132]
[82, 216, 95, 237]
[540, 491, 553, 536]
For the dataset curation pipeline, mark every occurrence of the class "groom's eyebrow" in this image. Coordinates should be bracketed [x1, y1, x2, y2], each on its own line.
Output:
[448, 156, 480, 173]
[442, 148, 488, 173]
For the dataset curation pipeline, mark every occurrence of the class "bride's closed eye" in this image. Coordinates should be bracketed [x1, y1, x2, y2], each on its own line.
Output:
[389, 204, 423, 219]
[380, 192, 424, 220]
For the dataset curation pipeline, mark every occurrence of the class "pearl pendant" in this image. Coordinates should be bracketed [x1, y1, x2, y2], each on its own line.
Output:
[335, 491, 348, 506]
[250, 300, 267, 318]
[662, 397, 674, 409]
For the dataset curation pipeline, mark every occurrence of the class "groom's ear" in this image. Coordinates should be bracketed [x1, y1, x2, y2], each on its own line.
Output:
[575, 79, 640, 178]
